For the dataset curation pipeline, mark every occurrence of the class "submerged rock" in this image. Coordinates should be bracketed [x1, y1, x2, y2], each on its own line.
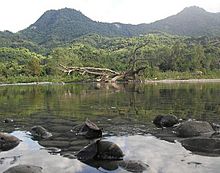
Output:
[119, 160, 149, 173]
[180, 137, 220, 156]
[80, 159, 149, 172]
[153, 115, 179, 128]
[76, 140, 124, 161]
[175, 120, 214, 138]
[31, 126, 52, 139]
[3, 164, 42, 173]
[72, 119, 102, 139]
[0, 132, 20, 151]
[82, 159, 119, 171]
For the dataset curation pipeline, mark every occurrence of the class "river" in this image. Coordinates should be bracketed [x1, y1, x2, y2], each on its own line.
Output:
[0, 82, 220, 173]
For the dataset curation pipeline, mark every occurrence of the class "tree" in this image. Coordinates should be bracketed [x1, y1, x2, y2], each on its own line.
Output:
[27, 57, 41, 76]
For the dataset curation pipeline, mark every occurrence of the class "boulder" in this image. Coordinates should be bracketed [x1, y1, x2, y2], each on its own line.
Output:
[175, 120, 214, 138]
[0, 132, 20, 151]
[180, 137, 220, 156]
[153, 115, 179, 128]
[31, 126, 52, 139]
[76, 140, 124, 161]
[72, 119, 102, 139]
[3, 165, 42, 173]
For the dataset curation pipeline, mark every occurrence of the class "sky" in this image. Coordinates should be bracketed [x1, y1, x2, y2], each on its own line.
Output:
[0, 0, 220, 32]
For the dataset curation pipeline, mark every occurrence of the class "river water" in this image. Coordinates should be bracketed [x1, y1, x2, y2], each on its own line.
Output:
[0, 82, 220, 173]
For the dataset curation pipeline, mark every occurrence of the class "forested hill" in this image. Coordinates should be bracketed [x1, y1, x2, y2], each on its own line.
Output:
[148, 6, 220, 37]
[19, 6, 220, 47]
[19, 8, 147, 46]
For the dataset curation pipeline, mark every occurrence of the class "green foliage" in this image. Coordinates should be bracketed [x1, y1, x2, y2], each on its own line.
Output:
[0, 47, 45, 78]
[0, 31, 46, 54]
[0, 33, 220, 83]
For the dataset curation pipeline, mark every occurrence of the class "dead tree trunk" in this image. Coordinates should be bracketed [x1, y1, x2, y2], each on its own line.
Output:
[59, 42, 149, 82]
[59, 64, 147, 83]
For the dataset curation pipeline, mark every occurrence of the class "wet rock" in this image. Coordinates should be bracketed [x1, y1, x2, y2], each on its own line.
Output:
[153, 115, 179, 128]
[180, 137, 220, 156]
[119, 160, 149, 173]
[96, 140, 124, 160]
[82, 159, 119, 171]
[3, 118, 14, 123]
[72, 119, 102, 139]
[31, 126, 52, 139]
[79, 159, 149, 172]
[175, 120, 214, 137]
[3, 164, 42, 173]
[76, 140, 124, 161]
[0, 132, 20, 151]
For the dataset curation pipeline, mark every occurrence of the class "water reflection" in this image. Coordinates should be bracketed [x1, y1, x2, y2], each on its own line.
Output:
[0, 83, 220, 122]
[0, 83, 220, 172]
[1, 132, 220, 173]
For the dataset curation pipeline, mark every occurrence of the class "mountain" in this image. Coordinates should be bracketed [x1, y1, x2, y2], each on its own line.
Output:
[17, 6, 220, 47]
[148, 6, 220, 36]
[19, 8, 147, 47]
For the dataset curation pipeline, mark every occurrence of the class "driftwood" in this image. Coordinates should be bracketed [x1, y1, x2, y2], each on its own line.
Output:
[59, 64, 146, 82]
[59, 42, 149, 82]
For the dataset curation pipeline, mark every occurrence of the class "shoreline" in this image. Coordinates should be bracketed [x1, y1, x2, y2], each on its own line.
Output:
[144, 79, 220, 83]
[0, 82, 65, 87]
[1, 79, 220, 86]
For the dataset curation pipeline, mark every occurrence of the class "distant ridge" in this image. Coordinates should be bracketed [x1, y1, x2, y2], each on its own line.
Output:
[19, 6, 220, 46]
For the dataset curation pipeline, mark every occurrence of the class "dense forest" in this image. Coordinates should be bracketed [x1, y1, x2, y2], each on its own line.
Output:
[0, 33, 220, 83]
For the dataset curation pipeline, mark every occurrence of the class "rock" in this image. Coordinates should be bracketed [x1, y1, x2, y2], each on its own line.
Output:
[180, 137, 220, 156]
[31, 126, 52, 139]
[119, 160, 149, 173]
[81, 159, 119, 171]
[3, 164, 42, 173]
[3, 118, 14, 123]
[79, 159, 149, 172]
[0, 132, 20, 151]
[76, 140, 124, 161]
[175, 120, 214, 138]
[153, 115, 179, 128]
[72, 119, 102, 139]
[96, 140, 124, 160]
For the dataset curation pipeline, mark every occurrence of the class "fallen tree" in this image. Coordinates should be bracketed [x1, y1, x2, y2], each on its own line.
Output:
[59, 64, 147, 82]
[59, 42, 149, 82]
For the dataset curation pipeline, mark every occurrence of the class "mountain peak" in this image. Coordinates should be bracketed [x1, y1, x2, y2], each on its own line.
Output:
[180, 6, 207, 14]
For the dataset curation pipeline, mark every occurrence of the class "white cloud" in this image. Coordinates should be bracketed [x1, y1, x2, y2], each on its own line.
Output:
[0, 0, 219, 32]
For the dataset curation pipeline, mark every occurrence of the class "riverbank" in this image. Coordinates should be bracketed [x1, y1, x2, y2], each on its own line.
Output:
[145, 79, 220, 83]
[0, 82, 64, 87]
[1, 79, 220, 87]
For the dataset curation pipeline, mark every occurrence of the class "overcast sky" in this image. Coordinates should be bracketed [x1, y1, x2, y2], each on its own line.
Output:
[0, 0, 220, 32]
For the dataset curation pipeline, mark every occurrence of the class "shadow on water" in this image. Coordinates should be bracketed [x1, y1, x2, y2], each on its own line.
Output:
[0, 82, 220, 172]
